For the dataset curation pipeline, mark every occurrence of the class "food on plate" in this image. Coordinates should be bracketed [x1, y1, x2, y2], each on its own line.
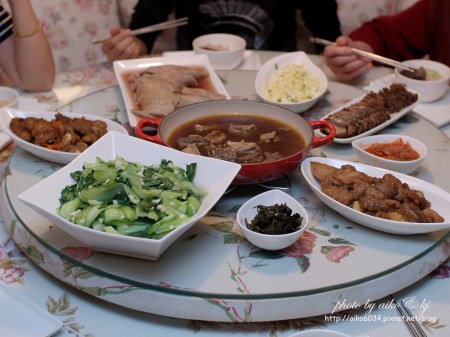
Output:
[324, 83, 418, 138]
[166, 113, 306, 164]
[265, 63, 321, 103]
[199, 43, 229, 51]
[9, 112, 108, 153]
[310, 161, 444, 223]
[57, 157, 206, 239]
[245, 203, 303, 235]
[127, 64, 226, 117]
[362, 137, 420, 161]
[400, 67, 442, 81]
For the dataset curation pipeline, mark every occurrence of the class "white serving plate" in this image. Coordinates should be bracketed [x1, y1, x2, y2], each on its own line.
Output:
[317, 87, 420, 144]
[301, 157, 450, 235]
[0, 108, 128, 164]
[18, 131, 241, 260]
[0, 282, 62, 337]
[113, 54, 231, 127]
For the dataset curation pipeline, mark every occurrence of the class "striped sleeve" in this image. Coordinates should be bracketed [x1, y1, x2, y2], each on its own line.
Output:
[0, 4, 13, 44]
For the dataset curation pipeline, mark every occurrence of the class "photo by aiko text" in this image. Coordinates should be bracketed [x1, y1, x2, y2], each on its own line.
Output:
[324, 296, 437, 324]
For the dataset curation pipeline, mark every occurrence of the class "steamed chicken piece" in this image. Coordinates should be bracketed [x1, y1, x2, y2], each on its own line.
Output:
[178, 87, 226, 106]
[132, 76, 180, 117]
[130, 65, 225, 117]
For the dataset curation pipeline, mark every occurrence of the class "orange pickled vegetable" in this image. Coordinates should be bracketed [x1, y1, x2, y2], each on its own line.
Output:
[363, 138, 420, 161]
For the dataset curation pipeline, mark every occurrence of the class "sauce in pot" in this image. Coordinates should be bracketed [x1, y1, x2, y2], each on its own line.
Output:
[363, 138, 420, 161]
[167, 114, 306, 164]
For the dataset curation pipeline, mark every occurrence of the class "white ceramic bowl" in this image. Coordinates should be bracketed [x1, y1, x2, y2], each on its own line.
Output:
[255, 51, 328, 113]
[288, 329, 351, 337]
[352, 134, 427, 174]
[236, 190, 309, 250]
[18, 131, 241, 260]
[192, 33, 246, 70]
[0, 86, 19, 109]
[395, 59, 450, 102]
[0, 108, 129, 164]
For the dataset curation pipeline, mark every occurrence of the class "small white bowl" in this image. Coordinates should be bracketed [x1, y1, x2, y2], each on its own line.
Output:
[236, 190, 308, 250]
[0, 108, 129, 164]
[0, 87, 19, 110]
[192, 33, 246, 70]
[395, 59, 450, 102]
[255, 51, 328, 113]
[288, 329, 351, 337]
[352, 134, 427, 174]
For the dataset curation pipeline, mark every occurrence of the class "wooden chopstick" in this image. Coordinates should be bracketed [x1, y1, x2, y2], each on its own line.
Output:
[310, 37, 417, 72]
[91, 17, 188, 44]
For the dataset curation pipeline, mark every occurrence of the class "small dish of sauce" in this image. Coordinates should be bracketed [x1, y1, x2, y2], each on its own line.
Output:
[363, 137, 420, 161]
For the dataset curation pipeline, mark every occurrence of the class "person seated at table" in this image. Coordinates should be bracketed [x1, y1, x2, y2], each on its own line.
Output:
[323, 0, 450, 81]
[101, 0, 342, 62]
[0, 0, 55, 92]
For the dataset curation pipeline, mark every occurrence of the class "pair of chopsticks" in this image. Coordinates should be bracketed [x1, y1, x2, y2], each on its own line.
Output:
[310, 37, 417, 73]
[91, 17, 188, 44]
[390, 296, 428, 337]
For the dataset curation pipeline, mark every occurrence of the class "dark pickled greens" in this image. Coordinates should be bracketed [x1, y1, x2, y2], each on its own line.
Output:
[245, 203, 303, 235]
[57, 157, 206, 239]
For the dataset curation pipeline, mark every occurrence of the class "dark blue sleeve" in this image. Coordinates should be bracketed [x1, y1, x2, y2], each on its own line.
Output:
[297, 0, 341, 51]
[0, 4, 14, 44]
[129, 0, 175, 52]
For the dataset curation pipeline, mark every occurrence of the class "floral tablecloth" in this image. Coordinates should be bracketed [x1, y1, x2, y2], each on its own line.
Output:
[1, 56, 449, 337]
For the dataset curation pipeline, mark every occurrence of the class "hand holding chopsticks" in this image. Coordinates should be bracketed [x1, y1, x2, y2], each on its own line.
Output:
[91, 17, 188, 44]
[310, 37, 418, 73]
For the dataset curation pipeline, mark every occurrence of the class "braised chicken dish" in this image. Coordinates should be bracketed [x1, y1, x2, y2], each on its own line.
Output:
[10, 112, 108, 153]
[127, 64, 226, 117]
[310, 161, 444, 223]
[325, 83, 418, 138]
[167, 114, 306, 164]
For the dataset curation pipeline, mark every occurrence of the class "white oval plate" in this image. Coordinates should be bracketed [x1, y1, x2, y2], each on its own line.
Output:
[0, 108, 129, 164]
[316, 86, 419, 144]
[301, 157, 450, 235]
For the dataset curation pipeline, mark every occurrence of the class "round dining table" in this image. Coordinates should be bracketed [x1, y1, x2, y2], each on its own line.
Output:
[0, 51, 449, 337]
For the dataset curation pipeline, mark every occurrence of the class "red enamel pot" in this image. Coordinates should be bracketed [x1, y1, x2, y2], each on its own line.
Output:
[135, 100, 335, 184]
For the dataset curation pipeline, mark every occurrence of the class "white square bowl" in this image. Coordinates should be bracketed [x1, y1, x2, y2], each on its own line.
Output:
[18, 131, 241, 260]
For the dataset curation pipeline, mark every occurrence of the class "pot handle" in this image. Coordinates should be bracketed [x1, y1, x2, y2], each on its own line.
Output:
[308, 120, 336, 148]
[135, 118, 164, 145]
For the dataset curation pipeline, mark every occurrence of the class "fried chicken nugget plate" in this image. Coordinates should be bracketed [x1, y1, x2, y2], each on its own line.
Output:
[0, 108, 128, 164]
[301, 157, 450, 235]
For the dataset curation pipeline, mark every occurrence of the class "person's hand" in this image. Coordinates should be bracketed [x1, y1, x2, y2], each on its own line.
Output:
[101, 26, 147, 62]
[324, 36, 373, 81]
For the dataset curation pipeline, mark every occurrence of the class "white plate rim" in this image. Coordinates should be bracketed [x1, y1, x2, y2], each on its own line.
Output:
[113, 54, 231, 127]
[301, 157, 450, 235]
[316, 86, 420, 144]
[0, 282, 62, 337]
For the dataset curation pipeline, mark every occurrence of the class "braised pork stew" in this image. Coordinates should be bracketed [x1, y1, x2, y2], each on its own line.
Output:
[166, 114, 306, 164]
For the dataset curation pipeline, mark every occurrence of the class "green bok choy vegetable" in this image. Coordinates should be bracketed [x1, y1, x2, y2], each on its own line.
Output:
[57, 157, 206, 239]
